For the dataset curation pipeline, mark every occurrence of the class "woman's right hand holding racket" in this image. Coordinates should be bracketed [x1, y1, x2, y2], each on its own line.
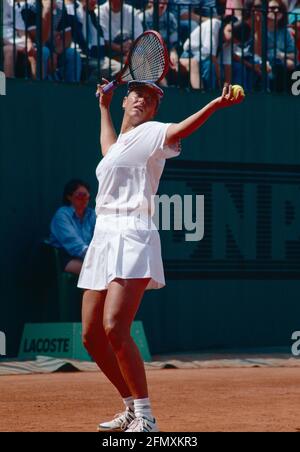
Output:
[96, 78, 114, 110]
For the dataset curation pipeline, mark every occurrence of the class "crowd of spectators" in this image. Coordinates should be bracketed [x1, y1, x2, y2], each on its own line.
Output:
[2, 0, 300, 91]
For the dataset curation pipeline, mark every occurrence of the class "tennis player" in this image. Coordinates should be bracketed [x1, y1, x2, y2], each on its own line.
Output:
[78, 80, 243, 432]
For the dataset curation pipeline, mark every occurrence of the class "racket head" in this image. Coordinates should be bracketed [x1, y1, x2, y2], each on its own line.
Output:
[99, 31, 169, 95]
[121, 30, 169, 84]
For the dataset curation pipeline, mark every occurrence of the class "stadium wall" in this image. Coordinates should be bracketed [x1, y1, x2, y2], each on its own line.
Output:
[0, 78, 299, 357]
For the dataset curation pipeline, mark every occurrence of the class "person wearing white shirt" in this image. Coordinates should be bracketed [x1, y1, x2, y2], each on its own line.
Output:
[3, 0, 50, 79]
[181, 17, 251, 89]
[66, 0, 122, 78]
[98, 0, 143, 62]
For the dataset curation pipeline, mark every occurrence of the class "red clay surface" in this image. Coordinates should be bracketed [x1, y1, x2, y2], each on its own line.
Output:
[0, 368, 300, 432]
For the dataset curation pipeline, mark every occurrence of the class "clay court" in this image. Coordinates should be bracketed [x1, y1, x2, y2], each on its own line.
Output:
[1, 367, 300, 432]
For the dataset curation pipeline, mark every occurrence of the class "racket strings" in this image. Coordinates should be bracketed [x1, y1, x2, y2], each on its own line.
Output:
[122, 34, 167, 82]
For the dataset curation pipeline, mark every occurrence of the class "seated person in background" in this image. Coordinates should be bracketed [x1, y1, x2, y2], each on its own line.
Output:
[98, 0, 143, 64]
[19, 0, 82, 81]
[288, 7, 300, 64]
[139, 0, 193, 86]
[230, 1, 272, 91]
[41, 0, 82, 82]
[139, 0, 179, 47]
[181, 16, 251, 89]
[48, 179, 96, 275]
[267, 0, 296, 90]
[3, 0, 50, 79]
[225, 0, 244, 18]
[171, 0, 217, 43]
[65, 0, 121, 79]
[3, 0, 27, 78]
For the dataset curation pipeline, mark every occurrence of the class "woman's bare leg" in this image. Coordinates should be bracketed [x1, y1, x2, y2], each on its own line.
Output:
[103, 278, 151, 400]
[3, 45, 15, 78]
[82, 289, 131, 397]
[180, 57, 202, 89]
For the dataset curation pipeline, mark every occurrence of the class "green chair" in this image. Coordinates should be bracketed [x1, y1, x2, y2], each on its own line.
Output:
[43, 241, 82, 322]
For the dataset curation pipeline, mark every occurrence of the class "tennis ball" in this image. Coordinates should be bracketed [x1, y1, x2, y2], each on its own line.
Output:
[231, 85, 245, 100]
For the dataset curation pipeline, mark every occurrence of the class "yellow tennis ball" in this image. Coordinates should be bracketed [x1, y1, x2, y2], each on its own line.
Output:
[231, 84, 245, 100]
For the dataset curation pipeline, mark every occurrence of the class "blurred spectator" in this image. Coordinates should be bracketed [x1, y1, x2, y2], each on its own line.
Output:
[48, 179, 96, 275]
[3, 0, 50, 79]
[139, 0, 190, 86]
[140, 0, 179, 46]
[231, 1, 271, 90]
[267, 0, 296, 90]
[181, 16, 251, 89]
[216, 0, 227, 15]
[171, 0, 217, 44]
[39, 0, 82, 81]
[3, 0, 22, 77]
[289, 7, 300, 63]
[64, 0, 121, 79]
[65, 0, 105, 58]
[98, 0, 143, 63]
[225, 0, 244, 18]
[172, 0, 217, 20]
[284, 0, 300, 11]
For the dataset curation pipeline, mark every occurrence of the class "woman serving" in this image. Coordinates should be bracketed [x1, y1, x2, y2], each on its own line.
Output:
[78, 79, 244, 432]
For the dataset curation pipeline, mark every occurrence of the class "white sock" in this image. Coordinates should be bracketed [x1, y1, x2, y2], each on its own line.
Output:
[123, 396, 134, 411]
[134, 398, 153, 420]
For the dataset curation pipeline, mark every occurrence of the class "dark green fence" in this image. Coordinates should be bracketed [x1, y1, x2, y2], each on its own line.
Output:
[0, 78, 300, 356]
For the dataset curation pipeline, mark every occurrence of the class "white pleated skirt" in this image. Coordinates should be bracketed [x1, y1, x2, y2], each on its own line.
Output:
[77, 215, 166, 291]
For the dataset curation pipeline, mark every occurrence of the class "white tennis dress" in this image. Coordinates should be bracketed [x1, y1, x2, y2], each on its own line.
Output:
[77, 121, 180, 291]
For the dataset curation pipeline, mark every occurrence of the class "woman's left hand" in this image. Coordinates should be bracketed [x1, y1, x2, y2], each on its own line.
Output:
[215, 83, 244, 109]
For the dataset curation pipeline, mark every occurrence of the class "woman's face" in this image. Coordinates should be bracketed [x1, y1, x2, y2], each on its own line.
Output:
[223, 24, 232, 43]
[158, 1, 168, 16]
[81, 0, 97, 10]
[149, 0, 168, 16]
[110, 0, 122, 13]
[123, 87, 158, 126]
[268, 1, 282, 21]
[68, 185, 90, 211]
[253, 0, 262, 10]
[253, 0, 263, 19]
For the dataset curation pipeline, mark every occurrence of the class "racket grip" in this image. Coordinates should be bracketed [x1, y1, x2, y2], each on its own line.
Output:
[95, 80, 117, 98]
[103, 81, 117, 93]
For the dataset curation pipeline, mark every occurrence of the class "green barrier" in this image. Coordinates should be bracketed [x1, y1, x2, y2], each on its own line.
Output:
[18, 321, 151, 362]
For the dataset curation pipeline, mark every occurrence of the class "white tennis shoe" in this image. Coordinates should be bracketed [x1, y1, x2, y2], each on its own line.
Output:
[125, 416, 159, 432]
[97, 408, 135, 432]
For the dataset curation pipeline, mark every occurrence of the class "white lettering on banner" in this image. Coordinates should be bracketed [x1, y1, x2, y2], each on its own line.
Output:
[291, 71, 300, 96]
[0, 331, 6, 356]
[291, 331, 300, 357]
[0, 72, 6, 96]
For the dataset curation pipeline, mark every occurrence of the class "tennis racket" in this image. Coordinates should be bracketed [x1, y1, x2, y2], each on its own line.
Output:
[97, 30, 169, 96]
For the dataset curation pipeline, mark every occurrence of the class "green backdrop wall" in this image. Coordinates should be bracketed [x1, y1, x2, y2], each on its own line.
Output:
[0, 79, 299, 357]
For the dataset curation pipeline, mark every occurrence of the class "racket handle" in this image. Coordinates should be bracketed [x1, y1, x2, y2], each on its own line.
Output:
[103, 80, 117, 93]
[95, 80, 117, 98]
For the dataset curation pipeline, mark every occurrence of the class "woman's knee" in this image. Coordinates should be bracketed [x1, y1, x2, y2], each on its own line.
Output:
[82, 328, 93, 349]
[103, 319, 129, 351]
[82, 323, 102, 350]
[4, 45, 13, 57]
